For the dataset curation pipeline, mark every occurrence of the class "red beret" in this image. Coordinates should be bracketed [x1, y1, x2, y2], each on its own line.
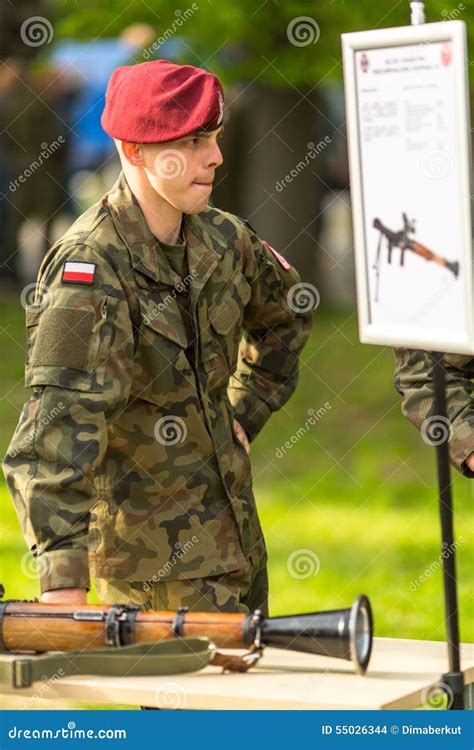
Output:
[101, 59, 224, 143]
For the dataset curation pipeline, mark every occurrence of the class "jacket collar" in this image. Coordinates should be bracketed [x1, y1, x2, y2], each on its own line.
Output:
[106, 171, 224, 295]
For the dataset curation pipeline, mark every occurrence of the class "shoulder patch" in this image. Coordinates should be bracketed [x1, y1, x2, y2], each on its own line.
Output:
[62, 261, 96, 285]
[262, 240, 291, 271]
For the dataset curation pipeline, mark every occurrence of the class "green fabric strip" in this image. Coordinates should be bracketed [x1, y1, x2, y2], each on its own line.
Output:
[0, 637, 213, 689]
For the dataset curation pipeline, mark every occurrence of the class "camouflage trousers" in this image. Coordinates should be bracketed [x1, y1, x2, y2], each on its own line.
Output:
[95, 561, 269, 616]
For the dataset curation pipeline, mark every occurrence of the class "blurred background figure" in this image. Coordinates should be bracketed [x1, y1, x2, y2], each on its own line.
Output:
[1, 59, 70, 286]
[0, 0, 66, 286]
[51, 23, 156, 213]
[0, 14, 156, 288]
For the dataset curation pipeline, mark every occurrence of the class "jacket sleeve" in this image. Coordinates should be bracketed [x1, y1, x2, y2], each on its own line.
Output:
[227, 226, 313, 442]
[393, 348, 474, 478]
[2, 243, 134, 592]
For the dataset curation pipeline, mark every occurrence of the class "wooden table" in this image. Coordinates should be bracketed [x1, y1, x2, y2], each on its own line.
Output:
[1, 637, 473, 710]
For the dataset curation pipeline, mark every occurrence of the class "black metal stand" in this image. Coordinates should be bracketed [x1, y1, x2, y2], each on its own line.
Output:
[408, 0, 465, 711]
[431, 351, 464, 710]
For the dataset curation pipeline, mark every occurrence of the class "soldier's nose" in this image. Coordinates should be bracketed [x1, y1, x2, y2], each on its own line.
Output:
[208, 143, 223, 169]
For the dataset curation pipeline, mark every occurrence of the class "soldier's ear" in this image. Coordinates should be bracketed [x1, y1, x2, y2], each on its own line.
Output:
[120, 140, 144, 167]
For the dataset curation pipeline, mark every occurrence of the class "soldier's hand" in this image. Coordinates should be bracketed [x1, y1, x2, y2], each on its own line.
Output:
[234, 419, 250, 454]
[41, 588, 88, 604]
[466, 451, 474, 472]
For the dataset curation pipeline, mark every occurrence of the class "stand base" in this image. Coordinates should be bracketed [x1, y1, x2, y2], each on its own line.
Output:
[441, 671, 465, 710]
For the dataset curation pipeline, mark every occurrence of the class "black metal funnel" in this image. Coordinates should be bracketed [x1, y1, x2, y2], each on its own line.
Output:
[244, 594, 373, 675]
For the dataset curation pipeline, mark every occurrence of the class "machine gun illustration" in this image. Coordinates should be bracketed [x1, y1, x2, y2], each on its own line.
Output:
[372, 213, 459, 303]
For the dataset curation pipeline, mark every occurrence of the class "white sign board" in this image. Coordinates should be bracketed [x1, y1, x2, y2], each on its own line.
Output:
[342, 21, 473, 354]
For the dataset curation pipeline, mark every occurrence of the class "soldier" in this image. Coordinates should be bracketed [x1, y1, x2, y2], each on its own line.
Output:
[3, 60, 313, 616]
[394, 349, 474, 477]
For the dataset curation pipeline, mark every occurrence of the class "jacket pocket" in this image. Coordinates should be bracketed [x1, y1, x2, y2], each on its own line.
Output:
[129, 290, 193, 407]
[24, 296, 118, 393]
[202, 271, 251, 385]
[208, 270, 251, 335]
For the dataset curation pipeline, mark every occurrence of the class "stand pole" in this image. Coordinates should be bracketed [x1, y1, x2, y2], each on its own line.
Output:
[409, 0, 464, 712]
[431, 352, 464, 709]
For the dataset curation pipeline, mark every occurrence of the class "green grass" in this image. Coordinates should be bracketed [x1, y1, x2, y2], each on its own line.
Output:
[0, 291, 472, 708]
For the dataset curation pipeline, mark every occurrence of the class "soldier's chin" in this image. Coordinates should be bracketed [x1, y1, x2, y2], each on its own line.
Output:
[186, 188, 212, 213]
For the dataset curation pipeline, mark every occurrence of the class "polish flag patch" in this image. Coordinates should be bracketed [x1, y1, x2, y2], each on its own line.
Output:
[262, 240, 291, 271]
[62, 261, 96, 284]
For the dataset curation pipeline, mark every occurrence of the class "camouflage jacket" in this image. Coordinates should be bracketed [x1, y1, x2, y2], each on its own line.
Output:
[3, 172, 312, 592]
[394, 349, 474, 478]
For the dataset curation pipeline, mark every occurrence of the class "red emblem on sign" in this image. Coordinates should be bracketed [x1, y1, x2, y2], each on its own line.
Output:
[441, 43, 452, 67]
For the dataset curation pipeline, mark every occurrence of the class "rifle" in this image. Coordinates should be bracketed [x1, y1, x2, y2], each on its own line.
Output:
[0, 585, 373, 675]
[372, 213, 459, 302]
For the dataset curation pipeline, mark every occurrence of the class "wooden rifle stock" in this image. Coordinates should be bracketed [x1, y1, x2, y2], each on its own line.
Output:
[409, 240, 459, 277]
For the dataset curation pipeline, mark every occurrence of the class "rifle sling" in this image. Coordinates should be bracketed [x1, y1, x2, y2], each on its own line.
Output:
[0, 637, 214, 689]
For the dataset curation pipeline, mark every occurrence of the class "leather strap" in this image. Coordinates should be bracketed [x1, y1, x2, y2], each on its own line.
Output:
[210, 648, 263, 673]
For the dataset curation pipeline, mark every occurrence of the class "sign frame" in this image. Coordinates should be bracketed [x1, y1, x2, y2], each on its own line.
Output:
[342, 21, 473, 354]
